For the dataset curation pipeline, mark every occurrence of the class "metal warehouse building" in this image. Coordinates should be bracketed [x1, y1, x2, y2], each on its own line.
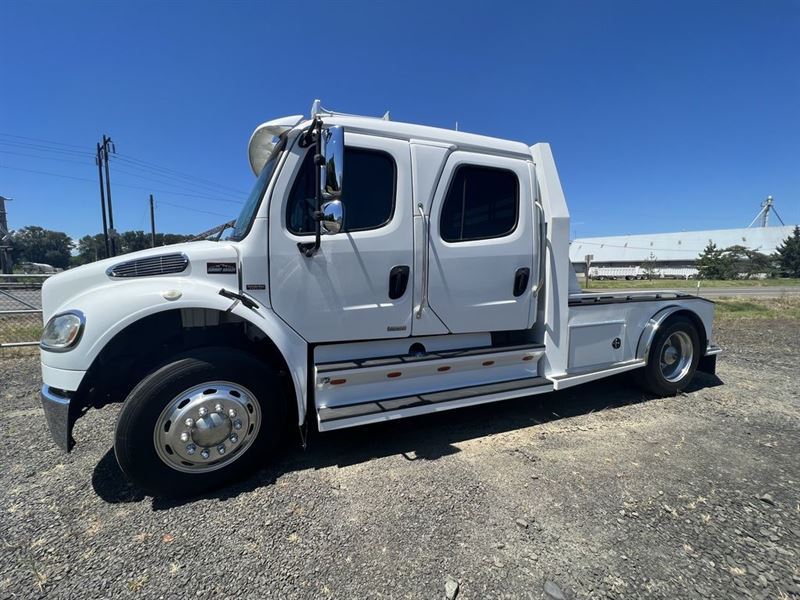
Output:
[569, 225, 796, 279]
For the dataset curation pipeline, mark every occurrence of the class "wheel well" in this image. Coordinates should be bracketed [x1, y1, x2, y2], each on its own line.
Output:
[77, 309, 298, 425]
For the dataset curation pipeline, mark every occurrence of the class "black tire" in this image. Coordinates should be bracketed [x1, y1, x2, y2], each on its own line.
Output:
[114, 347, 286, 497]
[636, 316, 700, 397]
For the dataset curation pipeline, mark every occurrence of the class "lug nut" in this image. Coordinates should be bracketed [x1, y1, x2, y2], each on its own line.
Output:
[228, 408, 237, 418]
[217, 445, 226, 455]
[233, 419, 242, 430]
[186, 444, 196, 455]
[200, 448, 210, 459]
[215, 403, 223, 413]
[198, 407, 208, 417]
[180, 432, 190, 442]
[230, 433, 238, 443]
[184, 417, 194, 428]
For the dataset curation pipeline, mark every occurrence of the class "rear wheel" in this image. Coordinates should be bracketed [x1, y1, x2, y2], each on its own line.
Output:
[636, 316, 700, 396]
[114, 347, 286, 497]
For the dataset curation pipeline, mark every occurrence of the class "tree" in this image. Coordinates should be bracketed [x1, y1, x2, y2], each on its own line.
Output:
[696, 241, 733, 280]
[72, 230, 196, 266]
[640, 252, 658, 280]
[723, 245, 775, 279]
[776, 226, 800, 278]
[11, 226, 72, 270]
[73, 234, 109, 266]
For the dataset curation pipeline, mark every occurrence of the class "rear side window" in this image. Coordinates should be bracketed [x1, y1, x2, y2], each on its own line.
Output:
[439, 165, 519, 242]
[286, 147, 396, 234]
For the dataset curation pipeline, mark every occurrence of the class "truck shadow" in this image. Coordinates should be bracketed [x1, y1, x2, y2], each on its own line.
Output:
[92, 372, 723, 509]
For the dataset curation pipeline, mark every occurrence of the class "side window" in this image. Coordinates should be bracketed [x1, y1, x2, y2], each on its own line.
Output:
[439, 165, 519, 243]
[286, 147, 396, 234]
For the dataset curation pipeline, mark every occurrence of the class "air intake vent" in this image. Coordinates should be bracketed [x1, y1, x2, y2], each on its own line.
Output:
[106, 253, 189, 278]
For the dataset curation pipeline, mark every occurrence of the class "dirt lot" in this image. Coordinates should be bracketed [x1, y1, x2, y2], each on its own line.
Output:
[1, 318, 798, 599]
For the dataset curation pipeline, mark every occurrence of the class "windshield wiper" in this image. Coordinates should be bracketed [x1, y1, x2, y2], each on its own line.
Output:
[192, 220, 237, 242]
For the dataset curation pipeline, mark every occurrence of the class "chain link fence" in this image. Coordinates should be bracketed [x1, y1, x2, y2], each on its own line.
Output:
[0, 274, 49, 354]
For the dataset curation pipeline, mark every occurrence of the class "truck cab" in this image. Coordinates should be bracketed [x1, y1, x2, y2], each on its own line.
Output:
[39, 101, 720, 496]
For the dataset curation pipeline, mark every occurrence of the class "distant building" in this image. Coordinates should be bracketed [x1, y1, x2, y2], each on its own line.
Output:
[569, 225, 796, 279]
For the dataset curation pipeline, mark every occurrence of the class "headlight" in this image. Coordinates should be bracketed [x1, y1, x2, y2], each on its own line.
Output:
[40, 310, 85, 352]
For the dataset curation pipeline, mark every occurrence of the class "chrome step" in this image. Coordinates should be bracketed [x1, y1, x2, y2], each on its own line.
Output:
[314, 343, 546, 410]
[318, 376, 552, 425]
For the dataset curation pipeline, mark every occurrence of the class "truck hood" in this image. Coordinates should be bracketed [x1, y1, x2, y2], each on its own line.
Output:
[42, 241, 240, 320]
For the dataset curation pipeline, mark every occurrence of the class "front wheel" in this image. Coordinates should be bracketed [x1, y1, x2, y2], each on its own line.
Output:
[114, 347, 286, 497]
[636, 316, 700, 396]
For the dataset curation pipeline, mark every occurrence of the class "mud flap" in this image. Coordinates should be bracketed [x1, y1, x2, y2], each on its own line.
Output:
[698, 354, 717, 375]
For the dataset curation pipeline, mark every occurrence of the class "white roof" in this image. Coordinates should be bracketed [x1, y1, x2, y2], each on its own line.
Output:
[250, 106, 534, 170]
[570, 225, 797, 263]
[323, 114, 532, 158]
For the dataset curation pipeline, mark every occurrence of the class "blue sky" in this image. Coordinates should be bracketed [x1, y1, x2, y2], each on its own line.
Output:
[1, 0, 798, 242]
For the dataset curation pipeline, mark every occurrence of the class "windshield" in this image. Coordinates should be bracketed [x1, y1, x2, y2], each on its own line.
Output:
[228, 134, 287, 241]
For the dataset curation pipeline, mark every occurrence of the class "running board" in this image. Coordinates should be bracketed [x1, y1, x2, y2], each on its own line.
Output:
[318, 376, 553, 431]
[315, 343, 545, 412]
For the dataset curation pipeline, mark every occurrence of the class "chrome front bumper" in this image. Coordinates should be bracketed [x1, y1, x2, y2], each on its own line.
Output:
[41, 385, 74, 452]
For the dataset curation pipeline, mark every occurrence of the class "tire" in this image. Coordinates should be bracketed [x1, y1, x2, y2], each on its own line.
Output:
[636, 316, 700, 397]
[114, 347, 286, 497]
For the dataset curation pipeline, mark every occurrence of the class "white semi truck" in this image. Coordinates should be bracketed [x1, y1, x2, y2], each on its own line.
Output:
[39, 101, 720, 496]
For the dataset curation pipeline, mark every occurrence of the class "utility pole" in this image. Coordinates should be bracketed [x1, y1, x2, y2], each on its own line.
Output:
[100, 135, 117, 256]
[149, 194, 156, 247]
[0, 196, 13, 274]
[96, 143, 110, 257]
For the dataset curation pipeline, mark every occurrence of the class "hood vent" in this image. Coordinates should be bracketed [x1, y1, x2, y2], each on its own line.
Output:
[107, 253, 189, 278]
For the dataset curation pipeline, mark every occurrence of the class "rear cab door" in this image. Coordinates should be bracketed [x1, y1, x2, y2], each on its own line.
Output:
[424, 152, 536, 333]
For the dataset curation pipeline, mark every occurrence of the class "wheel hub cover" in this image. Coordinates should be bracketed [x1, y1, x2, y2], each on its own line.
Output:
[191, 412, 232, 447]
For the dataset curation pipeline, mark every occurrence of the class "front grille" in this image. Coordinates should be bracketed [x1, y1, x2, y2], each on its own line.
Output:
[106, 253, 189, 278]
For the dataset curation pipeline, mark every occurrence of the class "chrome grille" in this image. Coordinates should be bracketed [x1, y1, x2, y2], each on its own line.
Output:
[106, 253, 189, 278]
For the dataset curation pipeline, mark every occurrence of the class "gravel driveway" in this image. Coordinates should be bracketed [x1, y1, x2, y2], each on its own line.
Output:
[1, 319, 798, 599]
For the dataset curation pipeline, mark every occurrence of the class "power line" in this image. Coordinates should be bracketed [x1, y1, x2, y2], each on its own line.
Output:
[0, 139, 95, 158]
[0, 131, 88, 150]
[109, 164, 245, 203]
[114, 152, 248, 195]
[0, 132, 248, 196]
[0, 164, 243, 203]
[157, 200, 232, 218]
[0, 148, 93, 165]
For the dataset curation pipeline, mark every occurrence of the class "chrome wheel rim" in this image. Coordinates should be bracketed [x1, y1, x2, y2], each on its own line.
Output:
[659, 331, 693, 383]
[153, 381, 261, 473]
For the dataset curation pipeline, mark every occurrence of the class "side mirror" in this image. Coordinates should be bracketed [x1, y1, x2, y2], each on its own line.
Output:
[320, 200, 344, 235]
[320, 126, 343, 201]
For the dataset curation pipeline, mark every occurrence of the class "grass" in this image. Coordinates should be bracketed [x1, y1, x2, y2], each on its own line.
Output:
[585, 278, 800, 290]
[715, 296, 800, 321]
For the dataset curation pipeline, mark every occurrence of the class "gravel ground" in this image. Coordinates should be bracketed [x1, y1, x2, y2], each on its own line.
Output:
[1, 319, 798, 599]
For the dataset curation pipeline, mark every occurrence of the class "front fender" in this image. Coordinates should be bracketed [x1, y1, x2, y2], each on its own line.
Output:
[40, 277, 309, 426]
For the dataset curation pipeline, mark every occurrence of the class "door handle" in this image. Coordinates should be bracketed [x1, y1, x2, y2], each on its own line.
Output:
[513, 267, 530, 297]
[389, 265, 410, 300]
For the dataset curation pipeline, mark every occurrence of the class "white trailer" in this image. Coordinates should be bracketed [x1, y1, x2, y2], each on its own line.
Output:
[39, 102, 720, 496]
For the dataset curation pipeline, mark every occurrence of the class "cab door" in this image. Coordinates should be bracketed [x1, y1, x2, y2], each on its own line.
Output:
[268, 132, 413, 342]
[425, 152, 536, 333]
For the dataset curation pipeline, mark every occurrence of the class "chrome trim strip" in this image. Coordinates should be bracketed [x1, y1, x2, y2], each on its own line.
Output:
[415, 203, 429, 319]
[635, 306, 684, 364]
[533, 201, 546, 297]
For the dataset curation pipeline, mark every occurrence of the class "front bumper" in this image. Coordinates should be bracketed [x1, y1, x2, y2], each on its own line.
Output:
[41, 385, 74, 452]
